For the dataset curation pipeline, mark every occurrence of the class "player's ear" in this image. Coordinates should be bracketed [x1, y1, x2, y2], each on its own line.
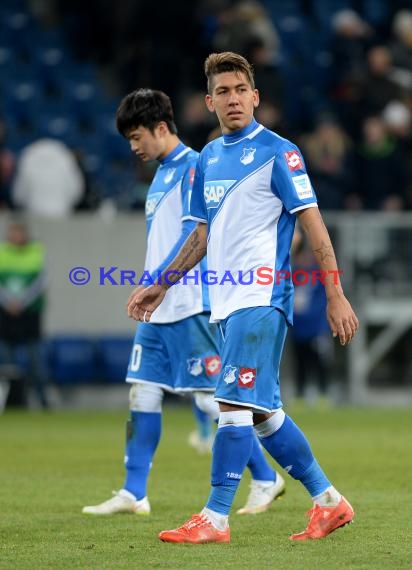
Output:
[205, 94, 215, 113]
[157, 121, 168, 136]
[253, 89, 260, 108]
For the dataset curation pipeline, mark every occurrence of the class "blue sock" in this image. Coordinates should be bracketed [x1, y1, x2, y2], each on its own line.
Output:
[259, 415, 331, 497]
[192, 399, 213, 440]
[247, 434, 275, 482]
[123, 411, 161, 500]
[206, 425, 254, 515]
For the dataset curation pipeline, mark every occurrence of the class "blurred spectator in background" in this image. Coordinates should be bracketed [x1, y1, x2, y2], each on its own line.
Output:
[289, 235, 333, 407]
[382, 99, 412, 210]
[360, 46, 403, 114]
[11, 138, 85, 217]
[244, 37, 283, 105]
[0, 220, 49, 408]
[179, 91, 218, 151]
[0, 119, 16, 211]
[389, 9, 412, 90]
[353, 115, 408, 210]
[382, 99, 412, 150]
[212, 0, 279, 61]
[330, 8, 373, 85]
[299, 114, 354, 210]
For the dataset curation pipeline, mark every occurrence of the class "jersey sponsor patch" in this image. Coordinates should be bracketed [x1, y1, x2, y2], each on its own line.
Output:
[204, 180, 236, 208]
[204, 355, 221, 376]
[238, 367, 256, 388]
[292, 174, 313, 200]
[187, 357, 203, 376]
[284, 150, 303, 171]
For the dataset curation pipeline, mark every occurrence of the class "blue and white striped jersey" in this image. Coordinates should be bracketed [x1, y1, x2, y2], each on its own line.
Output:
[145, 142, 209, 323]
[188, 120, 318, 324]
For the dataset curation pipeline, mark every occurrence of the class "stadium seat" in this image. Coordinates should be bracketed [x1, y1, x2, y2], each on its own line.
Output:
[48, 336, 98, 385]
[96, 336, 133, 384]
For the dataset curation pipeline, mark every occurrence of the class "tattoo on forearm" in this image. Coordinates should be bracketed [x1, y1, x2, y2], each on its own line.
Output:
[161, 227, 207, 286]
[313, 240, 334, 262]
[175, 230, 206, 273]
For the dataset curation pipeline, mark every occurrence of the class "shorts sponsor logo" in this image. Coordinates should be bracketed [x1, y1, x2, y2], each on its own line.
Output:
[238, 367, 256, 388]
[284, 150, 303, 171]
[204, 355, 221, 376]
[240, 147, 256, 165]
[292, 174, 313, 199]
[223, 365, 237, 384]
[187, 357, 203, 376]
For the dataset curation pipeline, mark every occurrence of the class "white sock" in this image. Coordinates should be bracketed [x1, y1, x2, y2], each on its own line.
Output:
[201, 507, 229, 530]
[119, 489, 137, 501]
[252, 479, 275, 488]
[313, 486, 342, 507]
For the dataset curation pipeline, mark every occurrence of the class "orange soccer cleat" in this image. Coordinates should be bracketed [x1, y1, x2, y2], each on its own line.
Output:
[158, 513, 230, 544]
[290, 496, 354, 541]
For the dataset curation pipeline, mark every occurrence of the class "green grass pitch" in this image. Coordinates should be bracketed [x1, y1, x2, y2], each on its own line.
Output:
[1, 405, 411, 569]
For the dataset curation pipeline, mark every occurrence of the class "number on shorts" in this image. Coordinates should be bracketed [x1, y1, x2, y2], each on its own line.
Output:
[129, 343, 142, 372]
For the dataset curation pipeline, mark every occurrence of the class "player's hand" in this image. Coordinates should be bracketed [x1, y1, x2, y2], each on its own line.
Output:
[326, 294, 359, 346]
[126, 284, 167, 322]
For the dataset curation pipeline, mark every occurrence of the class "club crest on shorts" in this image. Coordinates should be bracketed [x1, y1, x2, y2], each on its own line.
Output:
[238, 367, 256, 388]
[187, 357, 203, 376]
[240, 147, 256, 165]
[204, 355, 221, 376]
[223, 365, 237, 384]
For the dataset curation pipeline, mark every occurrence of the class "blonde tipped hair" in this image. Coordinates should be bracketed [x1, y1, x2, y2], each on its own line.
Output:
[204, 52, 255, 93]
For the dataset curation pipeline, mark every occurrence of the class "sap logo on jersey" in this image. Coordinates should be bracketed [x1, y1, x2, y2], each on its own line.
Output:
[204, 180, 236, 207]
[145, 192, 164, 218]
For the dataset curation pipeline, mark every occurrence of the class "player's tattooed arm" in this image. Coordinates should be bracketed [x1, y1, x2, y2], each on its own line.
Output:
[126, 223, 207, 321]
[160, 223, 207, 287]
[297, 208, 337, 267]
[297, 206, 359, 346]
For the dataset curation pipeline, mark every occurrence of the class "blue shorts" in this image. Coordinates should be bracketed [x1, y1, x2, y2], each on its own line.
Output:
[126, 312, 221, 392]
[215, 306, 288, 412]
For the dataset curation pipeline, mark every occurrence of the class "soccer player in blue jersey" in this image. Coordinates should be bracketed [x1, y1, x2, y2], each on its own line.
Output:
[127, 54, 359, 543]
[82, 88, 285, 517]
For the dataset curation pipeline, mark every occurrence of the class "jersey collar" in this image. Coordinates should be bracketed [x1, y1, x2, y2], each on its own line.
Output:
[160, 142, 187, 165]
[222, 119, 260, 144]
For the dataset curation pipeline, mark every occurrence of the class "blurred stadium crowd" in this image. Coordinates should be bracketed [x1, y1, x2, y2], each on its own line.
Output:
[1, 0, 412, 213]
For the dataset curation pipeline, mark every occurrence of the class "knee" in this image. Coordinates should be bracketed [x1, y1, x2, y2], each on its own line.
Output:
[194, 392, 219, 420]
[129, 383, 164, 413]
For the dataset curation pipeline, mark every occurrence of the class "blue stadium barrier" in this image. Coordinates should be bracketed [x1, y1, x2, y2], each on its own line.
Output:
[96, 336, 133, 384]
[48, 336, 98, 385]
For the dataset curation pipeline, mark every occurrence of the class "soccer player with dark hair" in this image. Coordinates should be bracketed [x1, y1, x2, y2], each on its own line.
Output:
[127, 54, 359, 543]
[82, 88, 285, 518]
